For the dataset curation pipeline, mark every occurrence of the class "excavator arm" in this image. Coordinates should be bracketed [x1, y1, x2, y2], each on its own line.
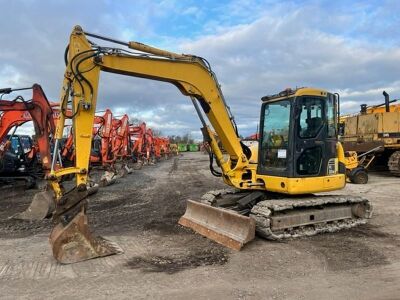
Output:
[97, 109, 114, 165]
[111, 114, 129, 158]
[51, 26, 250, 193]
[47, 25, 256, 264]
[129, 122, 147, 164]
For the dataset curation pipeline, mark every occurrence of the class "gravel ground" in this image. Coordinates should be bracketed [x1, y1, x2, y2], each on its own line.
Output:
[0, 152, 399, 299]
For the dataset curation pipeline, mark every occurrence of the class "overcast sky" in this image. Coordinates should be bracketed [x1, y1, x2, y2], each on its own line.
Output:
[1, 0, 399, 139]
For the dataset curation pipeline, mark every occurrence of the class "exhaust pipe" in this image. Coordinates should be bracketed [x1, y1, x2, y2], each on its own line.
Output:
[360, 104, 367, 114]
[383, 91, 390, 112]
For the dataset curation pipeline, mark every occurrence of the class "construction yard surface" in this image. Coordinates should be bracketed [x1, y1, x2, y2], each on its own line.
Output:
[0, 152, 399, 299]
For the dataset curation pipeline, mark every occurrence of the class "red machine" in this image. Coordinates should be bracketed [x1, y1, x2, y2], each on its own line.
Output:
[0, 84, 56, 168]
[92, 109, 114, 165]
[129, 122, 147, 165]
[153, 136, 170, 160]
[111, 114, 130, 159]
[63, 109, 115, 165]
[0, 84, 58, 220]
[62, 109, 118, 186]
[145, 128, 155, 164]
[111, 114, 132, 175]
[246, 133, 259, 140]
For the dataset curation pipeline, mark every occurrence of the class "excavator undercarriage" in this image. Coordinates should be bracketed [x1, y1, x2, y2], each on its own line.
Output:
[180, 189, 372, 249]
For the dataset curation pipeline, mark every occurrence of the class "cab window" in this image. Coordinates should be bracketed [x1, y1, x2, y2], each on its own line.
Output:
[327, 94, 337, 138]
[298, 97, 325, 138]
[261, 100, 290, 169]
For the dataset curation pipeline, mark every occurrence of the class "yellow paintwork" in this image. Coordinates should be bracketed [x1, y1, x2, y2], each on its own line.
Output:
[341, 100, 400, 151]
[248, 144, 258, 163]
[344, 151, 359, 170]
[255, 174, 345, 194]
[341, 107, 400, 147]
[367, 104, 400, 114]
[50, 25, 346, 200]
[263, 87, 328, 103]
[50, 26, 101, 201]
[336, 142, 346, 165]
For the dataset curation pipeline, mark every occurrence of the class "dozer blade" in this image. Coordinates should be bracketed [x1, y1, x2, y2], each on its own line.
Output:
[50, 208, 123, 264]
[179, 200, 255, 250]
[13, 190, 55, 220]
[49, 188, 123, 264]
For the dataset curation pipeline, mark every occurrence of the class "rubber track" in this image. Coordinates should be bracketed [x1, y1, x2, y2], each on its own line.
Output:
[388, 151, 400, 177]
[250, 195, 372, 240]
[201, 190, 372, 241]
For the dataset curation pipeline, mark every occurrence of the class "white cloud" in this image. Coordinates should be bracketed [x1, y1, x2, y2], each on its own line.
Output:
[340, 101, 360, 112]
[178, 6, 400, 126]
[182, 6, 201, 17]
[0, 65, 27, 87]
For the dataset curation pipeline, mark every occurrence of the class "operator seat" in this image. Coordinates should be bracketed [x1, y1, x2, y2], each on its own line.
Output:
[304, 117, 323, 137]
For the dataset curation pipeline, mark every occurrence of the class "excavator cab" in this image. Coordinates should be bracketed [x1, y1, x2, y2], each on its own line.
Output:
[258, 89, 343, 182]
[0, 135, 37, 188]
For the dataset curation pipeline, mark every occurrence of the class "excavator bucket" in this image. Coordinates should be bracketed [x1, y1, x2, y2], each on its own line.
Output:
[13, 184, 99, 221]
[87, 182, 99, 195]
[117, 163, 132, 177]
[100, 170, 117, 187]
[13, 190, 55, 220]
[50, 208, 123, 264]
[179, 200, 255, 250]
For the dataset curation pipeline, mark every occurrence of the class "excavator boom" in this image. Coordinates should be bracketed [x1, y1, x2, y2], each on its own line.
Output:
[48, 26, 256, 263]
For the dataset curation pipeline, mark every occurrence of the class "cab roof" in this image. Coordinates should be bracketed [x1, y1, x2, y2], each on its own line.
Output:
[261, 87, 328, 102]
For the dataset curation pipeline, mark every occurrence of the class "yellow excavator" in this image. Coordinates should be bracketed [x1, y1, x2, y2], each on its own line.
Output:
[47, 26, 372, 264]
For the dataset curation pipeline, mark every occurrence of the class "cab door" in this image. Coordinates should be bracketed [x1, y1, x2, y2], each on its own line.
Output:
[257, 99, 292, 177]
[294, 94, 337, 177]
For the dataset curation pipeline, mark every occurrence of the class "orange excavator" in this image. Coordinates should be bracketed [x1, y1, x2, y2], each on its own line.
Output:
[91, 109, 118, 186]
[92, 109, 114, 165]
[153, 136, 170, 160]
[0, 110, 35, 158]
[145, 128, 155, 164]
[62, 109, 118, 186]
[60, 126, 74, 163]
[0, 84, 55, 168]
[111, 114, 132, 175]
[129, 122, 147, 167]
[0, 84, 59, 220]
